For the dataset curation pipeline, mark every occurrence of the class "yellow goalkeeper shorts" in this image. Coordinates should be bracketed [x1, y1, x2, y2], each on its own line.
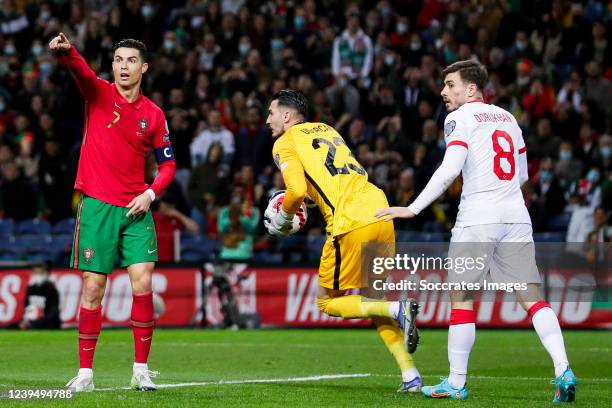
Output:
[318, 220, 395, 290]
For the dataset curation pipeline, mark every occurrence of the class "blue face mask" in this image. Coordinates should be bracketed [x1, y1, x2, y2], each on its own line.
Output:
[4, 45, 16, 56]
[539, 169, 552, 182]
[559, 150, 572, 161]
[601, 146, 612, 159]
[32, 44, 43, 56]
[239, 43, 251, 55]
[294, 16, 305, 30]
[586, 169, 600, 183]
[271, 39, 284, 50]
[437, 139, 446, 149]
[39, 61, 53, 75]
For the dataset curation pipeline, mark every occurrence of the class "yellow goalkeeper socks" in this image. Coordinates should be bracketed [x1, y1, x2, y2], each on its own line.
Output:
[372, 316, 416, 373]
[316, 295, 392, 319]
[316, 297, 417, 378]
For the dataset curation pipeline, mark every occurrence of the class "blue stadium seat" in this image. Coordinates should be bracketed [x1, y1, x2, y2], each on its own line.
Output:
[26, 252, 54, 263]
[0, 234, 15, 248]
[533, 232, 566, 242]
[0, 219, 14, 236]
[279, 234, 306, 251]
[253, 251, 283, 264]
[180, 232, 220, 261]
[51, 234, 73, 247]
[396, 230, 417, 242]
[0, 235, 23, 261]
[546, 213, 571, 232]
[306, 235, 326, 254]
[52, 218, 75, 234]
[50, 234, 73, 264]
[16, 219, 51, 235]
[15, 234, 53, 250]
[0, 251, 22, 261]
[417, 232, 451, 242]
[423, 221, 446, 233]
[180, 248, 208, 262]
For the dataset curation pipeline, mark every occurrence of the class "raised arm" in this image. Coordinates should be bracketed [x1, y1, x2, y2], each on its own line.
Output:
[49, 32, 103, 100]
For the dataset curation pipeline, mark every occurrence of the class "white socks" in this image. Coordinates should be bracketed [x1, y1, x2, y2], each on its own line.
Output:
[531, 306, 569, 377]
[78, 368, 93, 377]
[447, 323, 475, 389]
[402, 367, 421, 382]
[133, 362, 148, 372]
[389, 302, 400, 320]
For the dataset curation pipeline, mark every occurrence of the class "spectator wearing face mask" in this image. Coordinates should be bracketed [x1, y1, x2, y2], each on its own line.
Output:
[568, 167, 603, 211]
[555, 141, 583, 190]
[389, 16, 411, 51]
[18, 262, 61, 330]
[596, 134, 611, 173]
[535, 158, 566, 230]
[577, 123, 600, 167]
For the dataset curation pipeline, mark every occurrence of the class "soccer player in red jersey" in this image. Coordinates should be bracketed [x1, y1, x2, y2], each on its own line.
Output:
[49, 33, 176, 392]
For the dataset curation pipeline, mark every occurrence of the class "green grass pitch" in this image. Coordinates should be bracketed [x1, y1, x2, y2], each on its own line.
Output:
[0, 329, 609, 407]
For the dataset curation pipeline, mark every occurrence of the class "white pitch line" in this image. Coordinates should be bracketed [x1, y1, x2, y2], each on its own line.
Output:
[95, 373, 372, 391]
[374, 374, 612, 383]
[95, 372, 611, 391]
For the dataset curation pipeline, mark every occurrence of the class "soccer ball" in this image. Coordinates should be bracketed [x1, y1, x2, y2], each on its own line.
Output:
[266, 190, 308, 234]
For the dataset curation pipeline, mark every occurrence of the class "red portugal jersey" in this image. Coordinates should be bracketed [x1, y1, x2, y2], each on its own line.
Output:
[60, 47, 175, 207]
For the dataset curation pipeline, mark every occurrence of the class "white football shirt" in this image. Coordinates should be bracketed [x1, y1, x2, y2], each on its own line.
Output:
[443, 100, 531, 226]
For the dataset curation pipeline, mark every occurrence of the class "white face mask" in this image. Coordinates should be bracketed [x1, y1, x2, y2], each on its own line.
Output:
[384, 54, 395, 66]
[163, 39, 175, 50]
[517, 76, 530, 86]
[4, 45, 16, 55]
[32, 44, 43, 56]
[29, 274, 48, 286]
[239, 43, 251, 55]
[141, 5, 154, 19]
[396, 23, 408, 35]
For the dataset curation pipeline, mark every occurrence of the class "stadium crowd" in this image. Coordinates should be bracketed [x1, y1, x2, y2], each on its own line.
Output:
[0, 0, 610, 262]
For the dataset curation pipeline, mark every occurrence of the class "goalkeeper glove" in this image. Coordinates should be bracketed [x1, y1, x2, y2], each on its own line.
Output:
[264, 207, 293, 236]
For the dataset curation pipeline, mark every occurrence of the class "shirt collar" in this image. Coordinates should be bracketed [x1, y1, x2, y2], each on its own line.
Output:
[113, 83, 144, 109]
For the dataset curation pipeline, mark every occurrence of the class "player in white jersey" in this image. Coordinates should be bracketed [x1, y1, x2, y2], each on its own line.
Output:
[376, 60, 576, 403]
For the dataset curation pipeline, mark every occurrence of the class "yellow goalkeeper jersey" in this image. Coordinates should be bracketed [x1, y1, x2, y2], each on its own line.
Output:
[272, 122, 389, 237]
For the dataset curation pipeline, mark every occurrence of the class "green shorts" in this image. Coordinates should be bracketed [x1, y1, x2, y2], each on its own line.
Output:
[70, 195, 158, 274]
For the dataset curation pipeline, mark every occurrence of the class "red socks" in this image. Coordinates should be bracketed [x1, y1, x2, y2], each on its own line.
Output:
[527, 301, 550, 319]
[450, 308, 476, 325]
[78, 305, 102, 369]
[77, 293, 154, 369]
[131, 292, 155, 364]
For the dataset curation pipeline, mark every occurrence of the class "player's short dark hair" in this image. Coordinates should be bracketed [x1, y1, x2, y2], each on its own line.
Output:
[113, 39, 148, 61]
[442, 60, 488, 91]
[272, 89, 309, 119]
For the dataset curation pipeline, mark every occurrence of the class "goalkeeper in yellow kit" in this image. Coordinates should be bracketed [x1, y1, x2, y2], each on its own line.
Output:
[264, 89, 422, 392]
